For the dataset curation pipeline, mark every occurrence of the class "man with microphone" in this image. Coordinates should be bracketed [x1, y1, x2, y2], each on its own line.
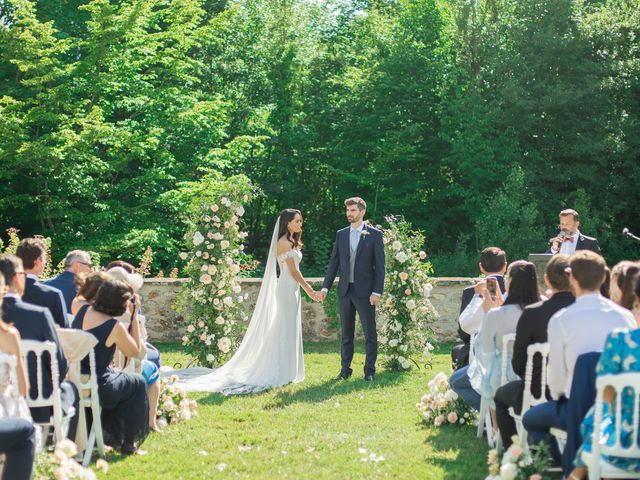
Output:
[549, 209, 601, 255]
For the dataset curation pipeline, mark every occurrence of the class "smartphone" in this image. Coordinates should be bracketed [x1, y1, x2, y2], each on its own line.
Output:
[486, 277, 497, 298]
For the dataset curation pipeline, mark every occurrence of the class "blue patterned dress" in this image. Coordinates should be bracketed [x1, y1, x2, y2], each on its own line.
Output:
[577, 328, 640, 472]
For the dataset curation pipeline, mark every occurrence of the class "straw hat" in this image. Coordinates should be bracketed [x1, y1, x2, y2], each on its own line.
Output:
[106, 266, 144, 292]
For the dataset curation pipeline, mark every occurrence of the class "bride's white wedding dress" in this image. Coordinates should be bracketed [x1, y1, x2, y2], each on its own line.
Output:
[175, 218, 305, 394]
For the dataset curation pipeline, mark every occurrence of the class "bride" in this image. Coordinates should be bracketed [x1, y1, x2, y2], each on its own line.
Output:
[176, 209, 319, 394]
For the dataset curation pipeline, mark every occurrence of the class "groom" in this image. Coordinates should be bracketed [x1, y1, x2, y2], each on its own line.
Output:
[317, 197, 386, 381]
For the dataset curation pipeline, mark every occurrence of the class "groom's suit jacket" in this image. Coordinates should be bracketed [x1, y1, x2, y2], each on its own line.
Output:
[322, 224, 386, 298]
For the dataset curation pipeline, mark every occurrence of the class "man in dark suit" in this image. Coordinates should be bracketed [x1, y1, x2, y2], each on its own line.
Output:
[451, 247, 507, 370]
[549, 209, 601, 255]
[16, 237, 69, 328]
[494, 254, 575, 448]
[44, 250, 93, 314]
[0, 254, 79, 440]
[318, 197, 386, 381]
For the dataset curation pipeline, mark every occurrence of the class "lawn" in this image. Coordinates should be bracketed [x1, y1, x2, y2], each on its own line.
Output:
[96, 342, 490, 479]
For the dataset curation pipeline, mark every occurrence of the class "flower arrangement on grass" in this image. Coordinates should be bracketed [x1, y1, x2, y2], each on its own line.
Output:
[485, 436, 550, 480]
[417, 372, 475, 427]
[378, 216, 438, 371]
[176, 172, 255, 367]
[156, 374, 198, 428]
[33, 439, 105, 479]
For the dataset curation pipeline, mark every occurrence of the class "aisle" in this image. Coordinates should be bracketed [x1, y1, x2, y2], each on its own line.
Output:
[97, 342, 489, 480]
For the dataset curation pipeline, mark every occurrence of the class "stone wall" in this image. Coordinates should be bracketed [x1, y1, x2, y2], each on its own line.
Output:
[140, 277, 478, 343]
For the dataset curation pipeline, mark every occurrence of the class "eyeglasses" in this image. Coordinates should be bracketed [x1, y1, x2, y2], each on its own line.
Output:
[76, 261, 93, 268]
[15, 271, 26, 277]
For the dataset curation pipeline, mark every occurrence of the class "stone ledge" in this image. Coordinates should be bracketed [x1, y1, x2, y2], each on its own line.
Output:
[140, 277, 475, 343]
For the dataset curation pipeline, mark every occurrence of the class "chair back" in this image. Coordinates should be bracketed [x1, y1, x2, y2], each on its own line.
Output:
[500, 333, 516, 386]
[20, 340, 61, 409]
[522, 342, 550, 411]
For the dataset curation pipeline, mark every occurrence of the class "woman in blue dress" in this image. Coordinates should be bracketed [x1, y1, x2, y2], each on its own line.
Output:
[569, 261, 640, 479]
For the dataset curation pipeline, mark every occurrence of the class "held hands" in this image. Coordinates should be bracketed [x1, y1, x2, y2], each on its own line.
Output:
[369, 294, 380, 306]
[307, 290, 326, 303]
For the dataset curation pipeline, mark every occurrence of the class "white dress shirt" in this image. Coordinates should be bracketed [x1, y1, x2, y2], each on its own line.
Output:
[551, 230, 580, 255]
[546, 293, 636, 399]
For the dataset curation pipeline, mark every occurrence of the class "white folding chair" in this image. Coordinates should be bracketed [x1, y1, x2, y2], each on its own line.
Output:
[494, 333, 516, 451]
[472, 334, 494, 447]
[509, 342, 550, 448]
[73, 347, 105, 467]
[583, 372, 640, 480]
[21, 340, 75, 448]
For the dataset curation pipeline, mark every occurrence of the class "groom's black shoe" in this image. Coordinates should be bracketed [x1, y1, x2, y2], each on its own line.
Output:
[364, 374, 374, 382]
[334, 369, 352, 380]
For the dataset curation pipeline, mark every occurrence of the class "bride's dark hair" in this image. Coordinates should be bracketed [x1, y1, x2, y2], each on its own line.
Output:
[277, 209, 303, 249]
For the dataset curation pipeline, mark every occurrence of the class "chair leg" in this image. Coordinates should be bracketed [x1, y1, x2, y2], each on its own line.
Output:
[485, 410, 494, 448]
[83, 426, 95, 468]
[91, 394, 105, 457]
[477, 398, 487, 438]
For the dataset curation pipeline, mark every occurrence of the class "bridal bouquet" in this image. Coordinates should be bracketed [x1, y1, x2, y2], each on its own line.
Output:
[417, 372, 475, 427]
[176, 172, 255, 366]
[485, 436, 550, 480]
[378, 216, 438, 371]
[157, 374, 198, 428]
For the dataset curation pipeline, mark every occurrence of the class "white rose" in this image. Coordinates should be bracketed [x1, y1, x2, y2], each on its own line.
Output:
[199, 274, 212, 285]
[208, 265, 217, 275]
[206, 354, 215, 362]
[221, 240, 230, 249]
[388, 339, 398, 347]
[237, 296, 244, 303]
[419, 250, 427, 259]
[236, 206, 245, 216]
[243, 194, 249, 202]
[392, 240, 402, 251]
[406, 299, 416, 310]
[193, 231, 205, 246]
[218, 337, 231, 353]
[232, 285, 242, 293]
[179, 252, 188, 260]
[201, 264, 208, 272]
[213, 232, 223, 240]
[230, 264, 240, 274]
[423, 283, 433, 298]
[395, 251, 409, 263]
[223, 296, 233, 306]
[211, 204, 219, 212]
[195, 250, 202, 257]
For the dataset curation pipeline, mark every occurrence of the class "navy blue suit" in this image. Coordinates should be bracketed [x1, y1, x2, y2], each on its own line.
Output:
[22, 276, 69, 328]
[322, 224, 386, 376]
[2, 296, 78, 439]
[44, 271, 77, 314]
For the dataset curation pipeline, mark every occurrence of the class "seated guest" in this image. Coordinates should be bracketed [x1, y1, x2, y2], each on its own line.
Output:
[494, 254, 575, 448]
[44, 250, 93, 314]
[452, 247, 507, 370]
[600, 266, 611, 298]
[106, 260, 160, 370]
[16, 238, 68, 328]
[569, 265, 640, 479]
[106, 266, 161, 432]
[0, 254, 79, 441]
[450, 260, 536, 411]
[71, 271, 111, 315]
[72, 277, 149, 454]
[0, 273, 36, 480]
[522, 251, 635, 463]
[470, 261, 540, 401]
[549, 209, 601, 255]
[609, 261, 640, 310]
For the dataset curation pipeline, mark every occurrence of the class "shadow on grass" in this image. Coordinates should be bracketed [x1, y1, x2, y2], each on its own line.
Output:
[425, 424, 490, 479]
[264, 370, 407, 410]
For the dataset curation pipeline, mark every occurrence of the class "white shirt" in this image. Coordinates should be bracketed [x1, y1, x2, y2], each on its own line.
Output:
[547, 293, 636, 399]
[551, 230, 580, 255]
[321, 223, 380, 296]
[26, 273, 39, 281]
[459, 279, 507, 336]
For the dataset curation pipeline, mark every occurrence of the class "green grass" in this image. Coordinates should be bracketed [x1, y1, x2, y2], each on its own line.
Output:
[96, 342, 490, 479]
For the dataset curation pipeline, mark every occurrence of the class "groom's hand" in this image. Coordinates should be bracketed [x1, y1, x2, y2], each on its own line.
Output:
[317, 291, 326, 303]
[369, 294, 380, 306]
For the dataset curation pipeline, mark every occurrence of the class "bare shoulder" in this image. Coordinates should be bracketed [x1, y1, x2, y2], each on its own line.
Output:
[277, 237, 292, 256]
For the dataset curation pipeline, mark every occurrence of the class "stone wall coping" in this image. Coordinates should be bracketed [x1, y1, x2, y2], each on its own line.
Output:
[143, 276, 480, 286]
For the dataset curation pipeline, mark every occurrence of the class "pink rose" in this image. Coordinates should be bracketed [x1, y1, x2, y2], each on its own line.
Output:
[447, 412, 458, 423]
[529, 475, 542, 480]
[405, 289, 411, 295]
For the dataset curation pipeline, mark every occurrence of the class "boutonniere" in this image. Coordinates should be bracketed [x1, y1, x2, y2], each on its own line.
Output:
[360, 230, 370, 238]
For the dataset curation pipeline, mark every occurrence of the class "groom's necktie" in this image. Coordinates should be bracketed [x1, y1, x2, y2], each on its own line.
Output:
[350, 229, 360, 253]
[349, 229, 359, 283]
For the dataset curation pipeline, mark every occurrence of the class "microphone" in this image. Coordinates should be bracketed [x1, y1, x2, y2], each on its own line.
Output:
[622, 227, 640, 242]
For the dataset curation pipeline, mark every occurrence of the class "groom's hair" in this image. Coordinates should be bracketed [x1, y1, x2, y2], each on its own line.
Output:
[344, 197, 367, 211]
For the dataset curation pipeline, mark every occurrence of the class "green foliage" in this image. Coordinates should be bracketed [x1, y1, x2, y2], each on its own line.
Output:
[1, 0, 639, 276]
[176, 171, 255, 367]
